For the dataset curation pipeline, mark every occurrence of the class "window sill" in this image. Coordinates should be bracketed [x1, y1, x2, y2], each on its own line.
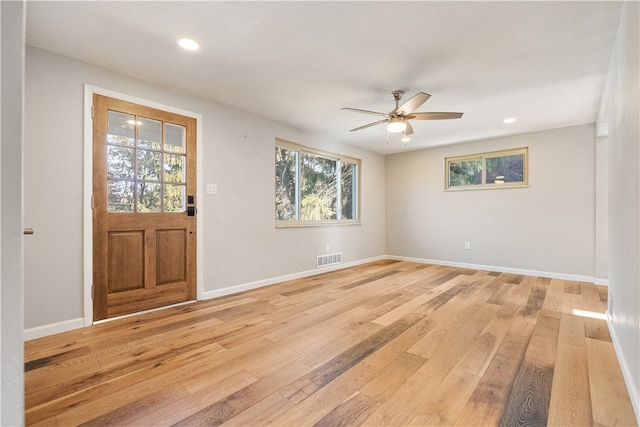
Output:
[444, 184, 529, 192]
[276, 220, 361, 229]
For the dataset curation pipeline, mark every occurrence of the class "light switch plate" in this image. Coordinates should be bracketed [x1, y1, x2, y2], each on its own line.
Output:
[206, 183, 217, 195]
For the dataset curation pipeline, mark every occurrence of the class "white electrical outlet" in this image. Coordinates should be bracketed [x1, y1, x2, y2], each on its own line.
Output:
[325, 244, 330, 253]
[465, 241, 471, 250]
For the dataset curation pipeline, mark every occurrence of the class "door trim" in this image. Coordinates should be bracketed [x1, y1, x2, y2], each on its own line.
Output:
[83, 84, 204, 326]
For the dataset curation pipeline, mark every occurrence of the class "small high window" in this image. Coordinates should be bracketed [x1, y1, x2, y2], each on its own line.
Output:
[445, 147, 528, 190]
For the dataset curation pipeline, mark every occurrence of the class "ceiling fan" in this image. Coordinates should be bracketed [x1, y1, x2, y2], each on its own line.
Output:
[342, 90, 463, 139]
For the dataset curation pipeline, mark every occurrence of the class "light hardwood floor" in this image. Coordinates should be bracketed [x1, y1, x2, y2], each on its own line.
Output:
[25, 261, 637, 426]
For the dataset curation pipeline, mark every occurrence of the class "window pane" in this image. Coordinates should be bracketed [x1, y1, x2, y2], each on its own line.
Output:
[164, 154, 186, 183]
[300, 153, 337, 221]
[137, 182, 161, 212]
[107, 111, 135, 146]
[275, 147, 297, 221]
[165, 123, 185, 153]
[341, 162, 356, 219]
[137, 117, 162, 150]
[137, 149, 162, 181]
[485, 154, 524, 184]
[448, 158, 482, 187]
[107, 146, 135, 178]
[107, 180, 134, 212]
[164, 184, 185, 212]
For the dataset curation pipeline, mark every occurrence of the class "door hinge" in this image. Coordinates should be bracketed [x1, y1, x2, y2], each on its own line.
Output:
[91, 195, 94, 209]
[91, 285, 94, 299]
[91, 105, 94, 119]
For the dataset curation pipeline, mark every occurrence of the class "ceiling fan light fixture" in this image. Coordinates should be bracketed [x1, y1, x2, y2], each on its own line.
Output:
[177, 38, 200, 51]
[387, 117, 406, 133]
[401, 136, 411, 143]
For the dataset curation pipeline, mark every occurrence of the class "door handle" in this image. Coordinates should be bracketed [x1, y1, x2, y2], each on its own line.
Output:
[24, 228, 34, 235]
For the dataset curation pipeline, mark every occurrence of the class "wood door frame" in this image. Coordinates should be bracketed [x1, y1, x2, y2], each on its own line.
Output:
[82, 85, 204, 326]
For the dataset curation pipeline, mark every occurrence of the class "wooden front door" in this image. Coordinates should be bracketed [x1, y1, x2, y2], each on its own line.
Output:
[92, 94, 196, 321]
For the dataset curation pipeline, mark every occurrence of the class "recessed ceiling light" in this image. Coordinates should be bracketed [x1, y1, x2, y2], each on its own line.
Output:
[504, 117, 517, 124]
[177, 38, 199, 51]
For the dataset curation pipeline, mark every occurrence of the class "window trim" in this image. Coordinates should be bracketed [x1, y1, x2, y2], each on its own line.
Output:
[444, 147, 529, 191]
[276, 138, 361, 228]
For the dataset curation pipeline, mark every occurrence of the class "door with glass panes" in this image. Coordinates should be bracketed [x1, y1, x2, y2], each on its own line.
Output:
[92, 94, 196, 321]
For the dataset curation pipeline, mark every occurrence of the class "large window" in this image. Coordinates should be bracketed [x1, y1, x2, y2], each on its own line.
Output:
[276, 139, 359, 226]
[445, 147, 528, 190]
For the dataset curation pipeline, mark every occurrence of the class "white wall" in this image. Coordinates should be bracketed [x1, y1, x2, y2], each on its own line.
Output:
[1, 1, 25, 424]
[386, 124, 597, 279]
[24, 46, 386, 332]
[600, 1, 640, 419]
[594, 137, 609, 283]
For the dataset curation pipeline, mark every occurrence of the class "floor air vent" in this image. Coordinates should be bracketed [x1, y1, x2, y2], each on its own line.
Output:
[317, 253, 342, 268]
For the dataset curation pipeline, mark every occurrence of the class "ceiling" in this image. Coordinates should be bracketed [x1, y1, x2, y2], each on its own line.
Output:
[26, 1, 623, 154]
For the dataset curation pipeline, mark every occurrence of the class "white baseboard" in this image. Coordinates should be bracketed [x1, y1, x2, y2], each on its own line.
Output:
[24, 317, 84, 342]
[594, 277, 610, 286]
[607, 318, 640, 423]
[386, 255, 603, 284]
[202, 255, 387, 300]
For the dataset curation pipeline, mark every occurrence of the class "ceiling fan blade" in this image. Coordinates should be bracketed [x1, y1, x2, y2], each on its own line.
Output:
[342, 107, 388, 117]
[409, 112, 464, 120]
[397, 92, 431, 115]
[349, 118, 389, 132]
[404, 120, 414, 136]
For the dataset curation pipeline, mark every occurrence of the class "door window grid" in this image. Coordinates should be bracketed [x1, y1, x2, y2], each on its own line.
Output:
[107, 110, 187, 212]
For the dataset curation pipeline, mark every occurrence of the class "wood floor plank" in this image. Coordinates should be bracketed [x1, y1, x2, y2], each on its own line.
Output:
[409, 368, 480, 426]
[279, 313, 423, 404]
[454, 333, 530, 426]
[23, 261, 637, 427]
[547, 342, 593, 426]
[128, 369, 260, 426]
[586, 338, 637, 427]
[359, 370, 441, 426]
[25, 342, 227, 425]
[359, 352, 426, 402]
[499, 315, 560, 426]
[313, 392, 381, 427]
[172, 361, 311, 427]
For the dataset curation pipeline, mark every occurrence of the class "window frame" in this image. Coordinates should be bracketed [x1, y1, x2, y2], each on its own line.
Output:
[444, 147, 529, 191]
[276, 138, 361, 228]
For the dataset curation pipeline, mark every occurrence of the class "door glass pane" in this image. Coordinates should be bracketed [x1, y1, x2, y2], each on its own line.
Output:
[164, 184, 185, 212]
[164, 154, 185, 183]
[165, 123, 185, 153]
[485, 154, 524, 184]
[107, 180, 135, 212]
[137, 117, 162, 150]
[107, 111, 135, 146]
[275, 147, 297, 221]
[341, 162, 355, 220]
[106, 110, 189, 213]
[107, 146, 135, 178]
[137, 182, 161, 212]
[137, 149, 162, 181]
[448, 158, 482, 187]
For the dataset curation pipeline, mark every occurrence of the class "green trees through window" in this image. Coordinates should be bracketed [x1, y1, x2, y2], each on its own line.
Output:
[445, 147, 528, 190]
[276, 140, 359, 225]
[106, 111, 187, 212]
